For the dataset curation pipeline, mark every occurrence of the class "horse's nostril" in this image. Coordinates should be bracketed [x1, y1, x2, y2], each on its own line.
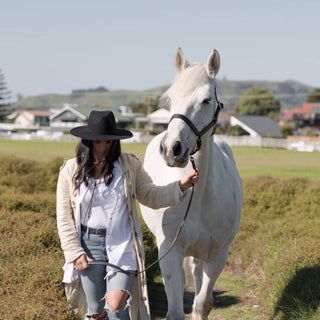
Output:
[160, 140, 167, 156]
[160, 143, 164, 155]
[172, 141, 182, 157]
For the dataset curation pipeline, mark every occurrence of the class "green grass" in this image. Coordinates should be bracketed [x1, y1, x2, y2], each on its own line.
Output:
[232, 147, 320, 180]
[0, 139, 319, 180]
[0, 140, 147, 162]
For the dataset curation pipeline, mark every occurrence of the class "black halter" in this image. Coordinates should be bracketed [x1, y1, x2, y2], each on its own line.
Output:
[168, 86, 224, 155]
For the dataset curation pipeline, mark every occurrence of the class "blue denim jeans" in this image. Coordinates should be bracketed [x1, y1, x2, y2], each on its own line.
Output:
[79, 232, 135, 319]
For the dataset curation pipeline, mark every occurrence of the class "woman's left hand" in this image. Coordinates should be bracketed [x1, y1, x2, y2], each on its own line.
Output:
[179, 170, 199, 191]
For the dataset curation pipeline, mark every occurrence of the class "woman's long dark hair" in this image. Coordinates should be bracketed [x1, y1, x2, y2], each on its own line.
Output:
[73, 139, 121, 189]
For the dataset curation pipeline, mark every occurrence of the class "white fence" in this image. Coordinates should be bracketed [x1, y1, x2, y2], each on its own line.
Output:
[217, 135, 320, 152]
[1, 130, 319, 152]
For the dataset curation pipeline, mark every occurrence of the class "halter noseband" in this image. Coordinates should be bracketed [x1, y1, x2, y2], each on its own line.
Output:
[168, 86, 224, 155]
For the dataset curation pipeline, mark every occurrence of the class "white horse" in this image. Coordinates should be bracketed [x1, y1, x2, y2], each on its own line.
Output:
[140, 48, 243, 320]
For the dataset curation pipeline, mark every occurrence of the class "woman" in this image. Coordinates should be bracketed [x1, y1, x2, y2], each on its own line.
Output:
[56, 110, 198, 320]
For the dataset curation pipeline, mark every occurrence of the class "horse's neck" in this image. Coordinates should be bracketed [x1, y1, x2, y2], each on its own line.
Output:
[193, 136, 214, 194]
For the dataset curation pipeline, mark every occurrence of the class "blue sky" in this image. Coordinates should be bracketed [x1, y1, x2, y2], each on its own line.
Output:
[1, 0, 319, 99]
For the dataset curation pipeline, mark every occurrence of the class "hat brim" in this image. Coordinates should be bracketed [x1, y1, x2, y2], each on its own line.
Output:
[70, 126, 133, 140]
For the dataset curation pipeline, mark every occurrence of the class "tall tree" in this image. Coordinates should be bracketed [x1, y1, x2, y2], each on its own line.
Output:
[0, 69, 11, 121]
[234, 87, 281, 119]
[307, 88, 320, 103]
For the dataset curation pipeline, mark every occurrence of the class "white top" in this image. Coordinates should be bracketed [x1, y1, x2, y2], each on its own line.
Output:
[79, 161, 138, 274]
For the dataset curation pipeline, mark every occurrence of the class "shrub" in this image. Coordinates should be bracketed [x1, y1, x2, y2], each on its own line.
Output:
[229, 176, 320, 319]
[0, 155, 63, 193]
[281, 124, 293, 138]
[225, 125, 248, 136]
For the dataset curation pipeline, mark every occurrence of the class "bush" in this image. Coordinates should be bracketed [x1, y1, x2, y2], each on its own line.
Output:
[0, 155, 62, 193]
[281, 124, 293, 138]
[229, 176, 320, 319]
[225, 125, 248, 136]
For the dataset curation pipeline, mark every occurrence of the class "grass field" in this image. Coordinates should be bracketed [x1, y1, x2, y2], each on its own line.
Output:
[0, 139, 319, 180]
[0, 139, 319, 319]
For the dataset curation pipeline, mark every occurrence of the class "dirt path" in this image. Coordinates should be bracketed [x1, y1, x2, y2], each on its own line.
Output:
[150, 267, 267, 319]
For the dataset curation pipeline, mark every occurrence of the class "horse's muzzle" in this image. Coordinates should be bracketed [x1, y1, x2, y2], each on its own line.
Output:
[160, 137, 189, 167]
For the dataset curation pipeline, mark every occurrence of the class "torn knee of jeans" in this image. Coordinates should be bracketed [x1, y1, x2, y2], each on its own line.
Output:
[105, 290, 132, 311]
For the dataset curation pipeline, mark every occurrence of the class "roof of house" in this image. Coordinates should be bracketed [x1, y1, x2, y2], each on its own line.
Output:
[7, 110, 50, 120]
[75, 106, 132, 122]
[281, 108, 304, 120]
[23, 110, 51, 116]
[147, 108, 170, 123]
[232, 115, 282, 137]
[303, 103, 320, 117]
[51, 105, 132, 123]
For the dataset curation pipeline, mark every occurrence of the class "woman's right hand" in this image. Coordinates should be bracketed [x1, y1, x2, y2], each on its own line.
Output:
[73, 254, 94, 270]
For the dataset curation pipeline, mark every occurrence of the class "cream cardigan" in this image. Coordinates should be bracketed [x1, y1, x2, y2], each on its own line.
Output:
[56, 152, 183, 320]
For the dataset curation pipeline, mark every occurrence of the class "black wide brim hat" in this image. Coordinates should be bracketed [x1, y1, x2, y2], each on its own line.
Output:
[70, 110, 133, 140]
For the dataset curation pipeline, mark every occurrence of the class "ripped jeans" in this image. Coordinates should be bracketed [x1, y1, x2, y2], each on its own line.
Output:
[79, 231, 135, 319]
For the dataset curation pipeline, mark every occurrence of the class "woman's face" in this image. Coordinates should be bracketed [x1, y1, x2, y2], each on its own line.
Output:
[92, 140, 113, 157]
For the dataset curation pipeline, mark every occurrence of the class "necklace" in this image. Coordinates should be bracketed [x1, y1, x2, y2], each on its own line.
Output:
[93, 159, 106, 167]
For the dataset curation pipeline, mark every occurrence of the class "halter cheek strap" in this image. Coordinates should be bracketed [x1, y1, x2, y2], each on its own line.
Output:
[168, 86, 224, 155]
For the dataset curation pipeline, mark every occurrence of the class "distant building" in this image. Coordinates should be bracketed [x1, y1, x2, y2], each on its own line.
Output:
[281, 103, 320, 128]
[117, 105, 136, 120]
[230, 115, 282, 138]
[217, 111, 234, 125]
[7, 110, 50, 127]
[135, 108, 171, 133]
[303, 103, 320, 127]
[281, 108, 304, 121]
[50, 104, 132, 130]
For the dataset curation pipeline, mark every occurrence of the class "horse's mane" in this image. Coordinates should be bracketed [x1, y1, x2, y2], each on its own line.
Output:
[161, 63, 209, 107]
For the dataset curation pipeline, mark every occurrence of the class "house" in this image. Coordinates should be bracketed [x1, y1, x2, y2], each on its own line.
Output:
[117, 105, 136, 120]
[303, 103, 320, 126]
[280, 108, 304, 129]
[281, 103, 320, 128]
[147, 108, 171, 126]
[217, 111, 234, 125]
[7, 110, 50, 127]
[281, 108, 304, 121]
[215, 111, 234, 133]
[50, 104, 132, 130]
[230, 115, 282, 138]
[135, 108, 171, 133]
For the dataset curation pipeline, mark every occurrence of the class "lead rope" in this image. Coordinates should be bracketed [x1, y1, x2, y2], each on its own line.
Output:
[89, 156, 198, 276]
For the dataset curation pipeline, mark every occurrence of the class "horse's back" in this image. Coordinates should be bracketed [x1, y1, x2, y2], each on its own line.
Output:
[213, 135, 236, 165]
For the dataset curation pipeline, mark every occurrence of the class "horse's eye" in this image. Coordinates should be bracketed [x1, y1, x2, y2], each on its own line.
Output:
[202, 98, 212, 104]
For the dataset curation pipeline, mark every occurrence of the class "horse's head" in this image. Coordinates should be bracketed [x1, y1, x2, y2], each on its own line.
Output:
[160, 48, 221, 167]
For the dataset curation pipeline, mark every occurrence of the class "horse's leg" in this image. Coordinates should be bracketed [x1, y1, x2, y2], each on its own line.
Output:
[192, 246, 229, 320]
[189, 257, 204, 296]
[159, 242, 185, 320]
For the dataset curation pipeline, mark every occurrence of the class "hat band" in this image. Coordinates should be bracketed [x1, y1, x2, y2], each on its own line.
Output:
[87, 129, 116, 135]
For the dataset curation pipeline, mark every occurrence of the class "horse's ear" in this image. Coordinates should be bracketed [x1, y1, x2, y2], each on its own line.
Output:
[206, 49, 220, 78]
[175, 48, 189, 73]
